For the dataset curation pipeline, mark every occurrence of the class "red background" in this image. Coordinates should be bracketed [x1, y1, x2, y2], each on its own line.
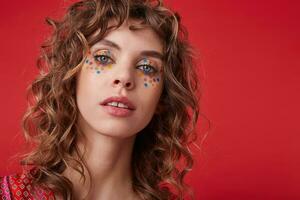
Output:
[0, 1, 299, 199]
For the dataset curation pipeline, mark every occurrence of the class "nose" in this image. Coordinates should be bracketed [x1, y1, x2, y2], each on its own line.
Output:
[112, 73, 135, 90]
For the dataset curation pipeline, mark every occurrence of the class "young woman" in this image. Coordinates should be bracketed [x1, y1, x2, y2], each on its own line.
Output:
[0, 0, 200, 199]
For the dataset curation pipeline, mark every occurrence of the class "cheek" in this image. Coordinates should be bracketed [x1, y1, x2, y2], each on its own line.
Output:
[139, 72, 162, 89]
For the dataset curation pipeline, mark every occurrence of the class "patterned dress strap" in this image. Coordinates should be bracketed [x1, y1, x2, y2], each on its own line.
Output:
[0, 175, 13, 200]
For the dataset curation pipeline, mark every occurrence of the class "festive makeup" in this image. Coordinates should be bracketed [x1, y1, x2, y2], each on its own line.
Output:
[84, 50, 113, 74]
[83, 50, 163, 88]
[138, 58, 162, 88]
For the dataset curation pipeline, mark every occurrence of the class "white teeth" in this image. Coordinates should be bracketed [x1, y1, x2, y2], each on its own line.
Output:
[106, 102, 129, 109]
[107, 102, 118, 107]
[117, 102, 128, 109]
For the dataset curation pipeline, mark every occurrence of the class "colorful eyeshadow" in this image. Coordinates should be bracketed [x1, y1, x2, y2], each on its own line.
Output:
[94, 50, 111, 58]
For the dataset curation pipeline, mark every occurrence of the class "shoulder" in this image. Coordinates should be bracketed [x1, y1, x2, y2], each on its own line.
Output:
[0, 168, 55, 200]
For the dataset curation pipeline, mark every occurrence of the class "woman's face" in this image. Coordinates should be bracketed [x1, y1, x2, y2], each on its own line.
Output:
[76, 20, 164, 139]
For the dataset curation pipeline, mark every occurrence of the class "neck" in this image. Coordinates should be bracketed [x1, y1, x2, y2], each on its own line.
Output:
[62, 117, 138, 200]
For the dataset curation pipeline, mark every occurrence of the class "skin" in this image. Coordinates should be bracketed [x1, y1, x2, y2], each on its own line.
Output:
[59, 20, 164, 200]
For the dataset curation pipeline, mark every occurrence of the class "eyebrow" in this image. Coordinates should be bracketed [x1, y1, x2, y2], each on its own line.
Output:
[98, 39, 164, 60]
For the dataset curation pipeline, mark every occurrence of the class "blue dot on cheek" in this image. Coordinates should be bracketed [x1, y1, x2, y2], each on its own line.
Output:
[144, 83, 148, 87]
[96, 71, 101, 74]
[85, 59, 89, 63]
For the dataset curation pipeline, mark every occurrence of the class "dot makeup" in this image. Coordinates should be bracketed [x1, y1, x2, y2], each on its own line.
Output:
[83, 51, 163, 89]
[84, 50, 113, 75]
[139, 58, 162, 88]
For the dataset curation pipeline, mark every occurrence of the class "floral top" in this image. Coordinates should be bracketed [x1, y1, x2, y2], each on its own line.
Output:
[0, 168, 55, 200]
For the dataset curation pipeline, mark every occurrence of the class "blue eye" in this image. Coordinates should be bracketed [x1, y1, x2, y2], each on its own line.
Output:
[137, 65, 157, 75]
[94, 55, 112, 65]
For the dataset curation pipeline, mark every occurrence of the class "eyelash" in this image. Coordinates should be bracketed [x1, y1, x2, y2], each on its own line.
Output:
[94, 55, 113, 65]
[136, 64, 158, 75]
[93, 54, 158, 75]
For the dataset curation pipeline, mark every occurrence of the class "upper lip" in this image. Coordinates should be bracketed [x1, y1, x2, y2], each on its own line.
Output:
[100, 96, 136, 110]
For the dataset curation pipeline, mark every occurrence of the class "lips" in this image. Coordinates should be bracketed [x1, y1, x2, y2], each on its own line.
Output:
[100, 96, 136, 110]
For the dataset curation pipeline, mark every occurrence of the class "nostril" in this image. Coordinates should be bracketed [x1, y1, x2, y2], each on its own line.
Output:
[113, 79, 132, 88]
[114, 80, 120, 84]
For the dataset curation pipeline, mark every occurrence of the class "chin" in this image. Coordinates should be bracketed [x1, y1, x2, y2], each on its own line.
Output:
[93, 121, 143, 139]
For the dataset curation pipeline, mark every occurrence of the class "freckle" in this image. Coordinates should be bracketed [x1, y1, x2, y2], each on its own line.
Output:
[149, 80, 152, 83]
[101, 67, 104, 70]
[152, 84, 155, 87]
[144, 78, 147, 81]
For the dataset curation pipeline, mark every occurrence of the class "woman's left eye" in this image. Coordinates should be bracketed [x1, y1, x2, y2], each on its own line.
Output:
[94, 55, 112, 65]
[137, 65, 157, 75]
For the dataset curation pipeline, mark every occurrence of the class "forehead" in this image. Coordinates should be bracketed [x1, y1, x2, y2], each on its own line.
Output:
[91, 19, 163, 54]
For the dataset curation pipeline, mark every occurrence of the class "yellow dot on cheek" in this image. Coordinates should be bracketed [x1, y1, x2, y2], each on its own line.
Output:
[138, 71, 144, 77]
[107, 65, 112, 69]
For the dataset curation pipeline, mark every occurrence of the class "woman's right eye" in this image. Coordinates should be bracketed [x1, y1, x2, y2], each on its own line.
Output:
[94, 55, 113, 66]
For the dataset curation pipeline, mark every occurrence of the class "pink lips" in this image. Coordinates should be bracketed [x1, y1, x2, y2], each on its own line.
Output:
[100, 96, 136, 117]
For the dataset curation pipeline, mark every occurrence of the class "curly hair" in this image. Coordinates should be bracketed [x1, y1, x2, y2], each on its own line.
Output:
[20, 0, 200, 199]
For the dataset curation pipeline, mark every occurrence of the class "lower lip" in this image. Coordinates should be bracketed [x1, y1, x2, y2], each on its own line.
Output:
[101, 105, 134, 117]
